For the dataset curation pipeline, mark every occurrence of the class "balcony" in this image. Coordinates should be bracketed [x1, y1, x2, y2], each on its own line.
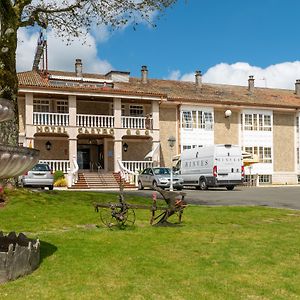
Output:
[32, 113, 153, 130]
[33, 112, 69, 126]
[76, 114, 114, 128]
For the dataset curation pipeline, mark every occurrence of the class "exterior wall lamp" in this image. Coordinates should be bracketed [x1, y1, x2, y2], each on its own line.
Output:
[45, 141, 52, 151]
[123, 142, 128, 152]
[225, 109, 232, 118]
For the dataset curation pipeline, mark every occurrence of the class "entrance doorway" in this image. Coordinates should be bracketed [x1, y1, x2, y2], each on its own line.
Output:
[77, 143, 105, 171]
[77, 148, 90, 170]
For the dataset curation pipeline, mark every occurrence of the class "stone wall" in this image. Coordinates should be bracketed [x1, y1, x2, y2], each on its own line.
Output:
[214, 109, 239, 145]
[273, 112, 295, 172]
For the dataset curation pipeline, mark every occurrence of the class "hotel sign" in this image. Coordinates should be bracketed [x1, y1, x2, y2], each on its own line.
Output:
[78, 127, 114, 135]
[36, 126, 67, 134]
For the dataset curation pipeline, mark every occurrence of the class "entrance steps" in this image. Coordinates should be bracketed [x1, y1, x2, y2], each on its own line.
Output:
[69, 172, 136, 189]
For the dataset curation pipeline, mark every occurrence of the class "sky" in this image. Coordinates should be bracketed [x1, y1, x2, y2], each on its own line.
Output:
[17, 0, 300, 90]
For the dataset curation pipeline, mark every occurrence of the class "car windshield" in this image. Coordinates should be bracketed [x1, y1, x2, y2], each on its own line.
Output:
[153, 168, 171, 175]
[31, 164, 50, 172]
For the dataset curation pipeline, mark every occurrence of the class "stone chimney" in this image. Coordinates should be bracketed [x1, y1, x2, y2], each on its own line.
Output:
[75, 59, 83, 77]
[295, 79, 300, 96]
[248, 75, 255, 91]
[141, 65, 148, 84]
[195, 70, 202, 88]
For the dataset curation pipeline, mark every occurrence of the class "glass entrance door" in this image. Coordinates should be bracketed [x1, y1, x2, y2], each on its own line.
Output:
[77, 148, 90, 170]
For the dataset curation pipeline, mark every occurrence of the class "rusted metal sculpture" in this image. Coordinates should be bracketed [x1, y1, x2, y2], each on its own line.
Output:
[94, 176, 187, 228]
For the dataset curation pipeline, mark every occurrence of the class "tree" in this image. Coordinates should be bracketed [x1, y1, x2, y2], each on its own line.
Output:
[0, 0, 177, 146]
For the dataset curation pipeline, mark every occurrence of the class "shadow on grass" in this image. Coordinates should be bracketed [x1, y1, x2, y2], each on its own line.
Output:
[40, 240, 58, 263]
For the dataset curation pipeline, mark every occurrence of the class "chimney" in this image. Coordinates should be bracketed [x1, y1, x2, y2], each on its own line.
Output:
[75, 59, 83, 77]
[141, 65, 148, 84]
[295, 79, 300, 96]
[248, 75, 255, 91]
[195, 70, 202, 88]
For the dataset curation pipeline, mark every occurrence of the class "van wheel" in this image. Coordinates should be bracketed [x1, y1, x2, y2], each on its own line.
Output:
[138, 181, 144, 190]
[152, 181, 158, 189]
[48, 185, 54, 190]
[226, 185, 235, 191]
[199, 179, 208, 190]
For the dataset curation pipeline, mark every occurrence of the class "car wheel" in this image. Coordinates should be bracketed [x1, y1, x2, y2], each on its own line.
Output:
[226, 185, 235, 191]
[48, 185, 54, 190]
[41, 187, 45, 190]
[199, 178, 208, 190]
[138, 181, 144, 190]
[176, 187, 183, 191]
[152, 181, 158, 189]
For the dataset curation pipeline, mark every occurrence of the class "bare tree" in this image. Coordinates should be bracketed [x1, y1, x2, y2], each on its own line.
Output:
[0, 0, 177, 146]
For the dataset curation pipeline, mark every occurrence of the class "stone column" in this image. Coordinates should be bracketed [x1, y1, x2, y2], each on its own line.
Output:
[114, 98, 122, 128]
[26, 137, 35, 148]
[152, 140, 161, 167]
[68, 95, 77, 127]
[68, 137, 77, 171]
[114, 134, 122, 172]
[151, 101, 160, 131]
[25, 93, 33, 125]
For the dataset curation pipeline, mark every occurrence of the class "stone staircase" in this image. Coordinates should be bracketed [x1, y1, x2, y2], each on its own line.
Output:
[69, 172, 136, 189]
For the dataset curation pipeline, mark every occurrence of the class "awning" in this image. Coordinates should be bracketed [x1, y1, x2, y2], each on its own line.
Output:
[144, 143, 160, 160]
[243, 154, 259, 167]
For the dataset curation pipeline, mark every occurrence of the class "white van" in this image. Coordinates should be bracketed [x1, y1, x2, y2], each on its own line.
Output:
[175, 144, 244, 190]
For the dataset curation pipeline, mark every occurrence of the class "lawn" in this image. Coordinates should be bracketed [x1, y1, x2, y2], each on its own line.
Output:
[1, 189, 300, 299]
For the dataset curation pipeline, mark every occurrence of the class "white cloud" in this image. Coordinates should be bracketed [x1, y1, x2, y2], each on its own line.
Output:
[17, 28, 113, 74]
[167, 62, 300, 90]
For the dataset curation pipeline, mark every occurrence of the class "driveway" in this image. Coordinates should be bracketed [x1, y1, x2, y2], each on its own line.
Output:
[124, 186, 300, 210]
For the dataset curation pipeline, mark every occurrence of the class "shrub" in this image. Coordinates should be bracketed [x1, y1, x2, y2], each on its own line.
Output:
[54, 170, 65, 182]
[54, 178, 67, 187]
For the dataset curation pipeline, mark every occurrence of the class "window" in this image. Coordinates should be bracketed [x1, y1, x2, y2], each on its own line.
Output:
[182, 111, 192, 128]
[243, 146, 272, 163]
[181, 110, 213, 130]
[129, 105, 143, 117]
[56, 100, 68, 113]
[33, 99, 50, 112]
[259, 175, 272, 184]
[242, 113, 272, 131]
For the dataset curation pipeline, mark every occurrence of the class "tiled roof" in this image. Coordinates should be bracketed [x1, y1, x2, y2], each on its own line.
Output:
[17, 70, 300, 109]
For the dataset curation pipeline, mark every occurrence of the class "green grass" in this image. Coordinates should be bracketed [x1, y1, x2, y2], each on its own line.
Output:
[1, 189, 300, 299]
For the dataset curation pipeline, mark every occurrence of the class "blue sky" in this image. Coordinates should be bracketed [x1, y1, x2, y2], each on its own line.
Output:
[17, 0, 300, 89]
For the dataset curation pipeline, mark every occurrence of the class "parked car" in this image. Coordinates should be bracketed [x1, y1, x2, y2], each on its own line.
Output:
[137, 167, 184, 190]
[20, 163, 54, 190]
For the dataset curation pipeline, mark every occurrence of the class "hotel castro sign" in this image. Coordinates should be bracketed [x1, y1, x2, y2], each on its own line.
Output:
[36, 126, 150, 136]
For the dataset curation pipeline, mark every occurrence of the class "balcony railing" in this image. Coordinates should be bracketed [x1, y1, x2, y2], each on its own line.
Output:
[39, 160, 70, 173]
[33, 112, 69, 126]
[76, 114, 114, 128]
[32, 113, 153, 130]
[122, 160, 153, 173]
[121, 116, 152, 129]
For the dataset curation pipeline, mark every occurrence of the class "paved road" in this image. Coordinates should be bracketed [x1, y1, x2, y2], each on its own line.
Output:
[124, 186, 300, 210]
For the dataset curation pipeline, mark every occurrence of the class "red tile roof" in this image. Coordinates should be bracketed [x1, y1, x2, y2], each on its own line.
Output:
[17, 70, 300, 109]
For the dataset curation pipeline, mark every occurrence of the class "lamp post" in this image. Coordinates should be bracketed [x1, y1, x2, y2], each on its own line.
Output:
[167, 136, 176, 191]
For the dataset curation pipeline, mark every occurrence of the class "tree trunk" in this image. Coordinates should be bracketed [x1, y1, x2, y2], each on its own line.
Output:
[0, 4, 19, 146]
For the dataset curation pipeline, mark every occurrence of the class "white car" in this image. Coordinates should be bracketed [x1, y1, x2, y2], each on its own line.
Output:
[20, 163, 54, 190]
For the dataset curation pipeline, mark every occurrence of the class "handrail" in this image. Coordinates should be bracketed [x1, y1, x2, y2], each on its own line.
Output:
[68, 155, 79, 187]
[117, 160, 137, 185]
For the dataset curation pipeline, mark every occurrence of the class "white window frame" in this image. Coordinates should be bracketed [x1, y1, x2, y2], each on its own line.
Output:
[129, 105, 144, 117]
[33, 99, 50, 112]
[56, 100, 69, 113]
[242, 112, 272, 131]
